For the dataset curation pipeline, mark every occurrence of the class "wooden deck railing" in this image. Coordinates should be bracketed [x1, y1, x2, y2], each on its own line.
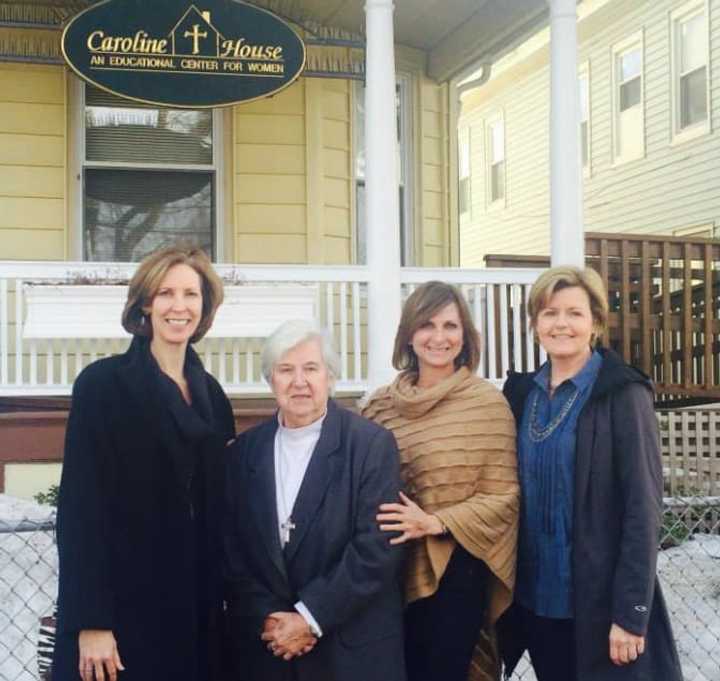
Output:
[487, 232, 720, 400]
[585, 232, 720, 400]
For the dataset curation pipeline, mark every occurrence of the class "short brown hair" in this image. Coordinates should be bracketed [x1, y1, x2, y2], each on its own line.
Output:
[122, 245, 224, 343]
[392, 281, 481, 374]
[528, 266, 609, 341]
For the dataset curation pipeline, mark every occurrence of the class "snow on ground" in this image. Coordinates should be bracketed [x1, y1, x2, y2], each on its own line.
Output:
[509, 535, 720, 681]
[0, 494, 718, 681]
[658, 534, 720, 681]
[0, 495, 56, 681]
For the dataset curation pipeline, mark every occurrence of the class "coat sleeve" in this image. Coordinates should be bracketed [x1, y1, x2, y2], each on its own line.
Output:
[56, 369, 115, 634]
[297, 427, 404, 634]
[610, 382, 664, 636]
[222, 438, 288, 632]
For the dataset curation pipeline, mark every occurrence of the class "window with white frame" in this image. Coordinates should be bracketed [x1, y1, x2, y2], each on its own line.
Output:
[579, 65, 590, 172]
[458, 126, 471, 216]
[80, 84, 220, 262]
[353, 77, 413, 265]
[671, 1, 709, 141]
[612, 33, 644, 163]
[486, 114, 505, 206]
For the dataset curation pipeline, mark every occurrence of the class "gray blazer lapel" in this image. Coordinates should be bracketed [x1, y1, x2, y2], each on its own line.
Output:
[283, 401, 341, 564]
[249, 423, 289, 582]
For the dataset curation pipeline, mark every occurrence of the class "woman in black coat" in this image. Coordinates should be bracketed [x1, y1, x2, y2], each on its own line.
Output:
[53, 245, 236, 681]
[498, 266, 682, 681]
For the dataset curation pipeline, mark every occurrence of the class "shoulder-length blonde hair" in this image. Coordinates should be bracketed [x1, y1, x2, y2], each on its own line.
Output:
[392, 281, 480, 375]
[121, 245, 224, 344]
[528, 266, 609, 342]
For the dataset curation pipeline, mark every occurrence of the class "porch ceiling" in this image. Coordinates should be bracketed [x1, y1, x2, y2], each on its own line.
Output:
[255, 0, 549, 82]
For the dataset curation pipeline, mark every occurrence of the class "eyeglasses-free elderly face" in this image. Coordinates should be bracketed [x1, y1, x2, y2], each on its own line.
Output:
[270, 337, 331, 428]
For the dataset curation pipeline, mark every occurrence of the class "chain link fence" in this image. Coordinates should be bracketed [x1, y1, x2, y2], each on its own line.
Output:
[1, 496, 718, 681]
[0, 514, 56, 681]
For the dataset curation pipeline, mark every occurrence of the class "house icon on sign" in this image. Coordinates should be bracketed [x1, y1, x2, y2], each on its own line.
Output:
[169, 6, 223, 57]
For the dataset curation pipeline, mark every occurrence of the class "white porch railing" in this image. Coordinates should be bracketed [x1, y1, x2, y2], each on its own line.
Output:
[0, 262, 544, 397]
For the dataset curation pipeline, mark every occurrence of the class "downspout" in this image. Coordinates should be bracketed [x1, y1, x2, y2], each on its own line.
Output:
[455, 61, 493, 105]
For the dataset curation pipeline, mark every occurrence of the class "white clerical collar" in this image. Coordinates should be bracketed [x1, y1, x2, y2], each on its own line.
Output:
[277, 410, 327, 438]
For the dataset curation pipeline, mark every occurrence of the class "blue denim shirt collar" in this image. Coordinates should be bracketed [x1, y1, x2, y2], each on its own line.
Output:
[533, 349, 603, 396]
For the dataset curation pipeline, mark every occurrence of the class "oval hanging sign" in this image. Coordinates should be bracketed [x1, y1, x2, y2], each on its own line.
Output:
[62, 0, 306, 108]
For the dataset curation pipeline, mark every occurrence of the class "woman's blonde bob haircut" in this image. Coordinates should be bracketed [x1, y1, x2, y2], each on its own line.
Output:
[121, 244, 224, 344]
[392, 281, 481, 374]
[528, 266, 609, 341]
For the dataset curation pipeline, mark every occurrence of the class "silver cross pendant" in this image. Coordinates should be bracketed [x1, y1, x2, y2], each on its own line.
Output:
[280, 518, 296, 546]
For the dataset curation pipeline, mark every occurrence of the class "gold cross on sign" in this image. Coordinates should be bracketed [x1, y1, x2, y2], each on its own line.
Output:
[184, 24, 208, 54]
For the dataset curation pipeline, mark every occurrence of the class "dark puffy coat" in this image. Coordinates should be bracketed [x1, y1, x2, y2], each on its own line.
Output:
[499, 348, 683, 681]
[53, 337, 235, 681]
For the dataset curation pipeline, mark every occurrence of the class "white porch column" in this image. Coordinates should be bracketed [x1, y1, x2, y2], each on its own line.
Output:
[548, 0, 584, 267]
[365, 0, 401, 390]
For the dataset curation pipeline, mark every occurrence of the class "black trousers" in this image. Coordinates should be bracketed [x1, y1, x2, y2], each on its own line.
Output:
[516, 604, 577, 681]
[404, 545, 489, 681]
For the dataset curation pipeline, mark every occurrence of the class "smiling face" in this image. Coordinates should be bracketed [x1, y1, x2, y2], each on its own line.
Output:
[410, 302, 464, 381]
[270, 337, 331, 428]
[145, 263, 203, 351]
[534, 285, 595, 362]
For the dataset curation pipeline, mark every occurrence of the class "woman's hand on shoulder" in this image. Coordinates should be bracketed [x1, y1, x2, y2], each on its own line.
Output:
[609, 622, 645, 666]
[78, 629, 124, 681]
[377, 491, 445, 544]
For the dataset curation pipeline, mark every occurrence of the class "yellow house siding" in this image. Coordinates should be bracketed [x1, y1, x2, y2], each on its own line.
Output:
[0, 63, 65, 260]
[233, 80, 307, 263]
[321, 79, 352, 264]
[232, 77, 353, 265]
[234, 144, 305, 174]
[419, 79, 450, 267]
[305, 78, 324, 262]
[0, 62, 449, 268]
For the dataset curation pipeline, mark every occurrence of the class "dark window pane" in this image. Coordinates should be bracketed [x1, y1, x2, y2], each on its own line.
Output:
[491, 161, 505, 202]
[356, 181, 366, 264]
[681, 66, 707, 128]
[355, 181, 405, 265]
[459, 177, 470, 214]
[84, 169, 213, 262]
[620, 77, 641, 111]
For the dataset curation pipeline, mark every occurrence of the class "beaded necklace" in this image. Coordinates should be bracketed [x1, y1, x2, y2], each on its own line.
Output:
[528, 385, 580, 442]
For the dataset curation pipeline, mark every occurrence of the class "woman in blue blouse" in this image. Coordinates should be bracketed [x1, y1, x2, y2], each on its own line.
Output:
[499, 266, 682, 681]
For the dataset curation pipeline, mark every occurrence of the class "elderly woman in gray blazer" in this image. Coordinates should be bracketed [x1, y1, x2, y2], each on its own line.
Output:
[224, 320, 406, 681]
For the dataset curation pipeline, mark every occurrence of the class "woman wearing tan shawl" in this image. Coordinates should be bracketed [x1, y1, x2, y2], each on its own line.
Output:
[362, 281, 519, 681]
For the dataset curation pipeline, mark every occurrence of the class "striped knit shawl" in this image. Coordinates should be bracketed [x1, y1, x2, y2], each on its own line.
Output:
[362, 366, 519, 626]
